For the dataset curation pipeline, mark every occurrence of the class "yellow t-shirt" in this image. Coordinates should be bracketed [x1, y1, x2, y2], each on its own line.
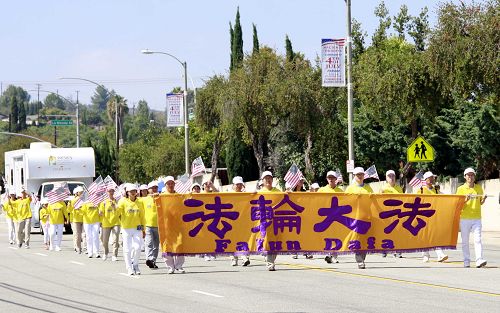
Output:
[2, 201, 15, 219]
[345, 184, 374, 194]
[68, 196, 84, 223]
[117, 197, 145, 229]
[258, 187, 281, 193]
[81, 202, 101, 224]
[99, 199, 120, 228]
[39, 207, 49, 224]
[318, 185, 343, 193]
[456, 183, 484, 219]
[14, 197, 32, 221]
[140, 196, 158, 227]
[380, 183, 403, 194]
[48, 201, 68, 224]
[417, 185, 439, 195]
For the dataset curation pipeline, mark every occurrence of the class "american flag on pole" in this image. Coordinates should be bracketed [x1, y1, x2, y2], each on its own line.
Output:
[364, 165, 380, 180]
[335, 169, 343, 184]
[46, 183, 71, 205]
[191, 156, 206, 177]
[409, 171, 425, 188]
[87, 176, 106, 206]
[103, 175, 118, 191]
[31, 193, 39, 207]
[284, 164, 304, 190]
[87, 176, 103, 194]
[74, 191, 88, 210]
[113, 184, 125, 202]
[174, 174, 192, 194]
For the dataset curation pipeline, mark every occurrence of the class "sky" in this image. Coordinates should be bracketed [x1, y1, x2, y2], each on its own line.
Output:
[0, 0, 459, 111]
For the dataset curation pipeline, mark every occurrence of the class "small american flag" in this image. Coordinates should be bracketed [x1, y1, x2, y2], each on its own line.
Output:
[113, 184, 125, 201]
[88, 182, 106, 206]
[364, 165, 380, 180]
[409, 171, 425, 187]
[31, 193, 39, 207]
[103, 175, 118, 191]
[335, 169, 343, 184]
[174, 174, 192, 194]
[87, 176, 103, 194]
[284, 164, 303, 190]
[46, 183, 70, 205]
[191, 156, 206, 177]
[74, 191, 88, 210]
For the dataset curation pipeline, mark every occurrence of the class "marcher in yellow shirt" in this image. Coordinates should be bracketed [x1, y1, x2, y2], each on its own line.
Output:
[143, 181, 160, 269]
[99, 187, 120, 261]
[258, 171, 280, 271]
[456, 168, 487, 268]
[81, 201, 101, 258]
[416, 171, 448, 263]
[47, 200, 68, 251]
[2, 192, 17, 245]
[68, 186, 84, 254]
[13, 190, 32, 248]
[39, 199, 50, 250]
[117, 184, 146, 275]
[230, 176, 251, 267]
[380, 170, 403, 258]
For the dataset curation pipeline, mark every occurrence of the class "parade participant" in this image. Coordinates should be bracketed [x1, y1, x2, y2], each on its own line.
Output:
[258, 171, 280, 271]
[380, 170, 403, 258]
[191, 183, 201, 193]
[202, 180, 219, 193]
[13, 190, 32, 248]
[139, 184, 148, 197]
[345, 167, 374, 269]
[418, 171, 448, 263]
[161, 176, 186, 274]
[142, 182, 160, 269]
[230, 176, 250, 266]
[2, 192, 17, 245]
[99, 186, 120, 261]
[456, 168, 487, 268]
[39, 199, 50, 250]
[147, 181, 159, 195]
[309, 183, 320, 192]
[318, 171, 343, 264]
[47, 198, 68, 251]
[289, 177, 313, 260]
[117, 184, 146, 275]
[81, 200, 101, 258]
[68, 186, 84, 254]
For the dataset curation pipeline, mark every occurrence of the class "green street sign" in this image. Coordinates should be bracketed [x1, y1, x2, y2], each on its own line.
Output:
[49, 120, 73, 126]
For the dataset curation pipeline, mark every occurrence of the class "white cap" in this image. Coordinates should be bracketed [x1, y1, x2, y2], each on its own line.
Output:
[285, 182, 292, 190]
[260, 171, 273, 179]
[164, 176, 175, 183]
[232, 176, 244, 184]
[73, 186, 84, 194]
[386, 170, 396, 176]
[326, 171, 337, 178]
[147, 181, 158, 188]
[139, 184, 148, 190]
[353, 167, 364, 175]
[423, 171, 437, 180]
[464, 168, 476, 175]
[191, 183, 201, 190]
[125, 184, 137, 192]
[310, 183, 320, 189]
[41, 198, 49, 205]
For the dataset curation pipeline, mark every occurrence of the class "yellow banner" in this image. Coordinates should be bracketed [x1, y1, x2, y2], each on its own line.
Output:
[156, 193, 465, 256]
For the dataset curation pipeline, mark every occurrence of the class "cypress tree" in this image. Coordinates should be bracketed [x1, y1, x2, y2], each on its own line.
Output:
[285, 35, 295, 62]
[231, 7, 244, 70]
[10, 96, 19, 132]
[252, 23, 259, 54]
[229, 22, 234, 71]
[19, 102, 27, 130]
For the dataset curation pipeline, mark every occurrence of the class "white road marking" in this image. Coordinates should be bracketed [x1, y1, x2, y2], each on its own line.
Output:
[34, 253, 48, 257]
[119, 273, 139, 279]
[192, 290, 224, 298]
[70, 261, 85, 265]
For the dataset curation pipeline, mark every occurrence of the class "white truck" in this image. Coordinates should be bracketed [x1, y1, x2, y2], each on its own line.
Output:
[4, 142, 95, 232]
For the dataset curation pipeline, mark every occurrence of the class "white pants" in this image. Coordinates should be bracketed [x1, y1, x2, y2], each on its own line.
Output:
[84, 223, 100, 256]
[42, 222, 50, 244]
[164, 255, 185, 270]
[49, 224, 64, 249]
[460, 219, 484, 264]
[422, 248, 446, 259]
[122, 228, 142, 271]
[6, 217, 15, 243]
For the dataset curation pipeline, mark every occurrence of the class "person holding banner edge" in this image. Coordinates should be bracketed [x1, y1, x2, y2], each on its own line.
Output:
[258, 170, 280, 271]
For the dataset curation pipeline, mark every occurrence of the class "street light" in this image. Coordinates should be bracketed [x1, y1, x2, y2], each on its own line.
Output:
[59, 77, 120, 182]
[141, 49, 190, 175]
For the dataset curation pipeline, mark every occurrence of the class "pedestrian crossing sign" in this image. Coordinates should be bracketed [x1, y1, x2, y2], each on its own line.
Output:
[407, 136, 434, 162]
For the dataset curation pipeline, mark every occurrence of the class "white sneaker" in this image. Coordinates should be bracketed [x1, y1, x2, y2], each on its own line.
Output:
[167, 268, 175, 274]
[127, 269, 135, 276]
[231, 259, 238, 266]
[204, 255, 211, 261]
[267, 262, 275, 271]
[176, 267, 185, 274]
[476, 259, 487, 268]
[111, 256, 118, 262]
[422, 256, 430, 263]
[25, 244, 30, 249]
[134, 265, 141, 275]
[102, 255, 107, 261]
[55, 246, 61, 252]
[437, 255, 448, 262]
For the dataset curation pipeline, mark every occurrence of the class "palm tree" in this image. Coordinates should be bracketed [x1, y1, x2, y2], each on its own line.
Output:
[106, 94, 129, 142]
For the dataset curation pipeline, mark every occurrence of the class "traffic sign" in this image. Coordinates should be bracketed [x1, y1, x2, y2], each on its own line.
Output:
[49, 120, 73, 126]
[407, 136, 434, 162]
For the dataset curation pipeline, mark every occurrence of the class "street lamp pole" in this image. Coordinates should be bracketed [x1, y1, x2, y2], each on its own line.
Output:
[76, 90, 80, 148]
[346, 0, 354, 183]
[141, 49, 190, 175]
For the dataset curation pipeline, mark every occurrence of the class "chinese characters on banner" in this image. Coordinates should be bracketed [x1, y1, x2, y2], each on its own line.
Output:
[166, 93, 184, 127]
[321, 38, 346, 87]
[156, 193, 465, 256]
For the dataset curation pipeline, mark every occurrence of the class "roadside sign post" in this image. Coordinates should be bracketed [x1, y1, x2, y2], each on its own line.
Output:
[407, 136, 435, 163]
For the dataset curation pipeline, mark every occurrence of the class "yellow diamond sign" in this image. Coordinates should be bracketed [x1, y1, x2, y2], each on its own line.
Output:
[407, 136, 434, 162]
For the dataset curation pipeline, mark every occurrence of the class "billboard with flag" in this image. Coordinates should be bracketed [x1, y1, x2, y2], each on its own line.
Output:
[321, 38, 346, 87]
[166, 93, 184, 127]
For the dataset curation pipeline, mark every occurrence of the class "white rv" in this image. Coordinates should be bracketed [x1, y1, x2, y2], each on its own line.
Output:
[4, 142, 95, 231]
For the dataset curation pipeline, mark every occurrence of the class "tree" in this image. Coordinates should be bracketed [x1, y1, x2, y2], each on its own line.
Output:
[18, 103, 27, 130]
[351, 19, 366, 64]
[43, 93, 66, 110]
[252, 23, 259, 54]
[285, 35, 295, 62]
[0, 85, 30, 132]
[408, 7, 429, 51]
[106, 94, 129, 141]
[372, 1, 391, 48]
[230, 7, 244, 71]
[91, 85, 111, 111]
[394, 5, 410, 40]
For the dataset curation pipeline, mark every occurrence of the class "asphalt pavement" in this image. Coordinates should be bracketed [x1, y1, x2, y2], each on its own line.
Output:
[0, 216, 499, 313]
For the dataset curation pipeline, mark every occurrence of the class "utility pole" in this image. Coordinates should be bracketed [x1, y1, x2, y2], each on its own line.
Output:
[37, 83, 41, 126]
[76, 90, 80, 148]
[115, 99, 120, 182]
[346, 0, 354, 183]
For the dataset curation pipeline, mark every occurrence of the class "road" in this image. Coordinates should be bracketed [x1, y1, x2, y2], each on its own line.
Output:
[0, 216, 499, 313]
